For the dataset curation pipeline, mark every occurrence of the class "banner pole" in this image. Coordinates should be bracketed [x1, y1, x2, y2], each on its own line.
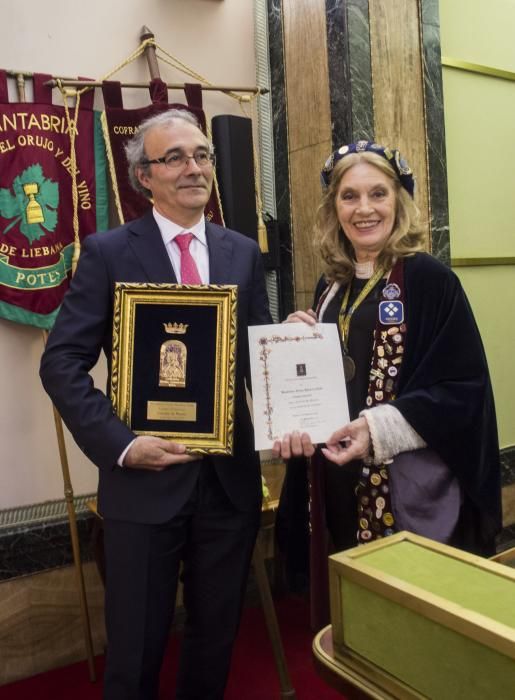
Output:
[15, 73, 26, 101]
[140, 25, 161, 79]
[44, 79, 267, 94]
[42, 332, 97, 682]
[30, 69, 96, 682]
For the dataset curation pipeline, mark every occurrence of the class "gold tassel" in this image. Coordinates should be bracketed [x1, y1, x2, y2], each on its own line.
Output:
[257, 211, 269, 254]
[236, 92, 269, 255]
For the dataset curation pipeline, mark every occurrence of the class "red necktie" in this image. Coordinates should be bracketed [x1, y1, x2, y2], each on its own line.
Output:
[174, 233, 202, 284]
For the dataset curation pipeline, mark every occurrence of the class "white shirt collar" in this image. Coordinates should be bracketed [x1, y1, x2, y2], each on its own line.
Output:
[152, 208, 207, 248]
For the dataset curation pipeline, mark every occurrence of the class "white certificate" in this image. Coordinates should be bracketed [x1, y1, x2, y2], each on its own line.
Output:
[248, 323, 350, 450]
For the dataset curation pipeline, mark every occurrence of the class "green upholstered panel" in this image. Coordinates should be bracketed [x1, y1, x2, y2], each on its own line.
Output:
[360, 541, 515, 626]
[341, 579, 515, 700]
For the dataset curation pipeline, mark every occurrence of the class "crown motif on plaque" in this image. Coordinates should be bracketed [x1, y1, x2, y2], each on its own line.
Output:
[163, 322, 188, 335]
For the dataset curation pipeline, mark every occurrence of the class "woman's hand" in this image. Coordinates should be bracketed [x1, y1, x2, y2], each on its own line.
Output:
[321, 417, 371, 466]
[272, 431, 315, 460]
[283, 308, 318, 325]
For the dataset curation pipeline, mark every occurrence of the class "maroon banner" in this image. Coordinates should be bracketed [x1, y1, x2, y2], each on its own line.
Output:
[101, 79, 223, 225]
[0, 71, 108, 329]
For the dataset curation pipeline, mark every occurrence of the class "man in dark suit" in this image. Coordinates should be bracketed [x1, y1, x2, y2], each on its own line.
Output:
[40, 109, 272, 700]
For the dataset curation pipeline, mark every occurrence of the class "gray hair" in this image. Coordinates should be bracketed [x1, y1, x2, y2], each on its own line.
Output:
[124, 109, 207, 197]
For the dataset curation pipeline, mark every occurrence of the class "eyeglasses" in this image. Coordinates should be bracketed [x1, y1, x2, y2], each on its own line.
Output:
[141, 150, 216, 169]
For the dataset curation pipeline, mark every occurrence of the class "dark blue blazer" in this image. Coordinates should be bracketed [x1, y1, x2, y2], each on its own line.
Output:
[40, 211, 272, 523]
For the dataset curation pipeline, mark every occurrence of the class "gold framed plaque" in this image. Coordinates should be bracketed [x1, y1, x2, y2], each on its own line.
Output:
[110, 283, 237, 455]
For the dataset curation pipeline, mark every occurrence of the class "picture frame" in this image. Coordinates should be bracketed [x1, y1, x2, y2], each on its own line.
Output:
[110, 283, 237, 455]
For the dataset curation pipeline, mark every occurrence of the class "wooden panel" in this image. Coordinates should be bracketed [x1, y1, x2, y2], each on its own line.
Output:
[295, 290, 316, 313]
[282, 0, 332, 152]
[289, 140, 331, 309]
[503, 483, 515, 528]
[369, 0, 430, 246]
[281, 0, 332, 309]
[0, 563, 105, 685]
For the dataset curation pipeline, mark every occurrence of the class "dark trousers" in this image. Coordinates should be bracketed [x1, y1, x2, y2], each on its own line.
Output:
[102, 462, 261, 700]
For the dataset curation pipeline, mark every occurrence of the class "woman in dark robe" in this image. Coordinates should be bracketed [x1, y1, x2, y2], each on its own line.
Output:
[274, 141, 502, 622]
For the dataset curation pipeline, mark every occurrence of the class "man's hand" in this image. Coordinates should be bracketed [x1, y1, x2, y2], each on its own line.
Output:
[321, 417, 371, 466]
[123, 436, 197, 471]
[272, 431, 315, 460]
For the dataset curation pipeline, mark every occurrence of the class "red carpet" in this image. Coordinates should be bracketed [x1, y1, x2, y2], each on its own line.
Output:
[1, 595, 344, 699]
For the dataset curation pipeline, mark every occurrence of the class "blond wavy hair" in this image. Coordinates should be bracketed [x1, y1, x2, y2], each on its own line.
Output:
[314, 151, 425, 284]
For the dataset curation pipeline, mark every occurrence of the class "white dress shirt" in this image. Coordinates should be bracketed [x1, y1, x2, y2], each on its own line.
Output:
[153, 208, 210, 284]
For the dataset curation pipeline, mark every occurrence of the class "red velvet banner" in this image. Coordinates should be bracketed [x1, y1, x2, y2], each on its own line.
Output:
[0, 71, 108, 329]
[101, 79, 223, 225]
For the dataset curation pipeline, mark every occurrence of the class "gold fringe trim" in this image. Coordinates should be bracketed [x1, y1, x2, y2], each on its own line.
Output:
[100, 111, 125, 225]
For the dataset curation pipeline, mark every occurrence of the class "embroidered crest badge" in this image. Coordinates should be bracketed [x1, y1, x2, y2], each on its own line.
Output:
[379, 300, 404, 324]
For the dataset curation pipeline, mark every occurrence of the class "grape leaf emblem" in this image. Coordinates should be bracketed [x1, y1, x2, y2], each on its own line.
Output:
[0, 164, 59, 243]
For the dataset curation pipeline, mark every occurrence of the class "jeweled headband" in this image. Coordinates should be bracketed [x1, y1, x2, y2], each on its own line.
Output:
[320, 140, 415, 197]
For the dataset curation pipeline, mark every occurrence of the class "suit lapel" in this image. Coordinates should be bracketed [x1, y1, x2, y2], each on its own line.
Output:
[127, 210, 178, 283]
[206, 223, 233, 283]
[126, 215, 233, 284]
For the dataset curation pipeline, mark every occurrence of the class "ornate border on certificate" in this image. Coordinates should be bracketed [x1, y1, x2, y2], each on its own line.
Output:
[111, 283, 237, 455]
[257, 331, 322, 441]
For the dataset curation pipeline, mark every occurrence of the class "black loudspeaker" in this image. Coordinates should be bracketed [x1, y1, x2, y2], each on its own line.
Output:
[211, 115, 258, 241]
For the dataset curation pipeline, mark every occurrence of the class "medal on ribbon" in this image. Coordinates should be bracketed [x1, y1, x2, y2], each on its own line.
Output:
[338, 266, 386, 382]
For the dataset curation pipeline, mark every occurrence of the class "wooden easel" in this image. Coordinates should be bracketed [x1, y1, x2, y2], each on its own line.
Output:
[2, 67, 98, 682]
